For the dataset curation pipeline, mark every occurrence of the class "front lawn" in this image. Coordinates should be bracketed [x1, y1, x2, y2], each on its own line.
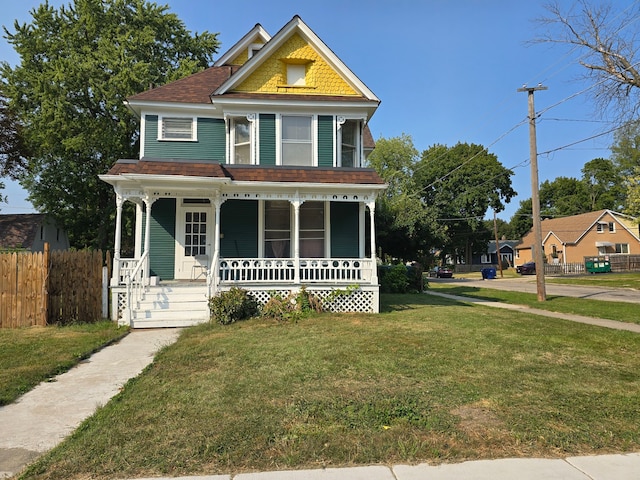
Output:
[546, 272, 640, 289]
[22, 295, 640, 479]
[0, 321, 127, 406]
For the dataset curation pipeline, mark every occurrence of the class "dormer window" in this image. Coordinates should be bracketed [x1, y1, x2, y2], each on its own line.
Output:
[287, 64, 306, 86]
[160, 117, 195, 141]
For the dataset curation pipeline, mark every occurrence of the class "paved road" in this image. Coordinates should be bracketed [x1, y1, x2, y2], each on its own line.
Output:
[432, 275, 640, 304]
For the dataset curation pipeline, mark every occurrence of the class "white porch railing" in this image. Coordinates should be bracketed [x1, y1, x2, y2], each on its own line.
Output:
[218, 258, 373, 284]
[123, 251, 148, 325]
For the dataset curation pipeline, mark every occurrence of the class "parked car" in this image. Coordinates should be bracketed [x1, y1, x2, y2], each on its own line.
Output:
[430, 266, 453, 278]
[516, 262, 536, 275]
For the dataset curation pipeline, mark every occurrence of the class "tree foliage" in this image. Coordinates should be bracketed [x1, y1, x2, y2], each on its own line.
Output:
[536, 1, 640, 121]
[415, 143, 516, 264]
[1, 0, 219, 248]
[367, 135, 440, 263]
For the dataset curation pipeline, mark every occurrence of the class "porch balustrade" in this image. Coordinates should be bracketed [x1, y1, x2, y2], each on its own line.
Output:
[113, 257, 374, 286]
[218, 258, 373, 284]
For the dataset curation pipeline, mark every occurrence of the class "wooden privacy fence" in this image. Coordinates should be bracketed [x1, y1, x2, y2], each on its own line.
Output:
[0, 245, 107, 328]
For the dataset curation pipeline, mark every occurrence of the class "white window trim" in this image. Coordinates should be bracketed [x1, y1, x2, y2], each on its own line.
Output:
[480, 253, 491, 264]
[277, 114, 317, 167]
[337, 116, 364, 167]
[248, 43, 263, 59]
[158, 115, 197, 142]
[227, 114, 255, 165]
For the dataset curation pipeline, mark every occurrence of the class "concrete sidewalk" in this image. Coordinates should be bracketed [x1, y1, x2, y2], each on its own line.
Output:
[424, 289, 640, 333]
[127, 453, 640, 479]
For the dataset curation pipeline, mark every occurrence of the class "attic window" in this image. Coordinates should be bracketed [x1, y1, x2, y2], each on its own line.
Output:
[287, 64, 306, 86]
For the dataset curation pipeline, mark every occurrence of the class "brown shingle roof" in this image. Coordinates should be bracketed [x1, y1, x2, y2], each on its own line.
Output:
[519, 210, 612, 247]
[0, 214, 45, 250]
[127, 66, 235, 104]
[105, 159, 385, 186]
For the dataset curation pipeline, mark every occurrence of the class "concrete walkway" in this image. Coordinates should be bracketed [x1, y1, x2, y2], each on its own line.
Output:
[0, 328, 181, 479]
[2, 302, 640, 479]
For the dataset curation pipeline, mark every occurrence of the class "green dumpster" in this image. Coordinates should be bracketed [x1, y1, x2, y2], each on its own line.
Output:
[584, 256, 611, 274]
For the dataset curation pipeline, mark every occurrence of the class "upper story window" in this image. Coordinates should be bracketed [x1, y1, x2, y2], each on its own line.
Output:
[340, 120, 360, 168]
[287, 64, 306, 86]
[596, 221, 615, 233]
[160, 117, 195, 141]
[281, 115, 313, 166]
[231, 117, 252, 164]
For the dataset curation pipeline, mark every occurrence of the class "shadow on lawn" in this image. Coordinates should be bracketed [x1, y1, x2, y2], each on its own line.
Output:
[431, 286, 563, 304]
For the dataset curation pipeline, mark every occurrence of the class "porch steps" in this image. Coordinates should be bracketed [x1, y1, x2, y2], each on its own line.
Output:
[131, 284, 210, 328]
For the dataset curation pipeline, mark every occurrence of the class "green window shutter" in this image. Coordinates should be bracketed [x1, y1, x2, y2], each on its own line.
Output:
[220, 200, 258, 257]
[144, 115, 159, 155]
[142, 198, 176, 280]
[317, 115, 334, 167]
[330, 202, 359, 258]
[259, 114, 276, 166]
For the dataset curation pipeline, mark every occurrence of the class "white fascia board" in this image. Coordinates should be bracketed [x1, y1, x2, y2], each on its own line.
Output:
[214, 16, 379, 103]
[122, 173, 230, 186]
[125, 100, 218, 117]
[228, 180, 387, 192]
[214, 24, 271, 67]
[211, 97, 379, 119]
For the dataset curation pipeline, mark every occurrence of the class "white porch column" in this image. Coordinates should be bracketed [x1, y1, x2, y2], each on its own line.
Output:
[143, 195, 156, 282]
[359, 202, 366, 258]
[210, 195, 225, 295]
[111, 193, 124, 286]
[292, 199, 302, 284]
[367, 201, 378, 284]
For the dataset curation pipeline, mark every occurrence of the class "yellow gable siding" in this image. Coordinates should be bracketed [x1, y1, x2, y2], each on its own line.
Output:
[235, 33, 358, 96]
[229, 49, 249, 66]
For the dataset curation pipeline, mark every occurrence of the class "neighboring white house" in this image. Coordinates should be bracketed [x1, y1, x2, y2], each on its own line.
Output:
[0, 214, 70, 252]
[100, 16, 386, 328]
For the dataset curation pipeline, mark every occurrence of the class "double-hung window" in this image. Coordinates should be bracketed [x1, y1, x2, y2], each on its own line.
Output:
[231, 117, 252, 164]
[281, 115, 313, 166]
[160, 117, 194, 140]
[340, 120, 359, 167]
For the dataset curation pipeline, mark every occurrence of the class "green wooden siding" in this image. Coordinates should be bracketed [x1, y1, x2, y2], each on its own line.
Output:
[317, 115, 334, 167]
[330, 202, 359, 258]
[142, 198, 176, 280]
[144, 115, 225, 161]
[259, 114, 276, 166]
[220, 200, 258, 257]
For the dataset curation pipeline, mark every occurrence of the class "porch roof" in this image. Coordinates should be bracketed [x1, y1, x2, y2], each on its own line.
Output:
[104, 159, 386, 186]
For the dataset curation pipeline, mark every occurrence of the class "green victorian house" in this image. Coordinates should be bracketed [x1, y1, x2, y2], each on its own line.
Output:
[100, 16, 386, 327]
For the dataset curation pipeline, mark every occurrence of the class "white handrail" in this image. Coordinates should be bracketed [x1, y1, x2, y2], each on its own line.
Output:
[124, 250, 149, 325]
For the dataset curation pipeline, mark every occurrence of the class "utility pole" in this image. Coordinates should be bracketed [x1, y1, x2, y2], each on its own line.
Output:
[517, 84, 547, 302]
[493, 210, 503, 278]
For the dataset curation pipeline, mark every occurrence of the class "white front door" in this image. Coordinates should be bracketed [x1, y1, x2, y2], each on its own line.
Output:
[175, 204, 211, 279]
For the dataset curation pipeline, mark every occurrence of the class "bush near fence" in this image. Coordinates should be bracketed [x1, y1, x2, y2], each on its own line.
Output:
[0, 245, 108, 328]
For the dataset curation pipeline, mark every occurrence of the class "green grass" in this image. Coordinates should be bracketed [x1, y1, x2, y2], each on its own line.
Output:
[21, 295, 640, 479]
[428, 283, 640, 325]
[546, 272, 640, 289]
[0, 321, 127, 406]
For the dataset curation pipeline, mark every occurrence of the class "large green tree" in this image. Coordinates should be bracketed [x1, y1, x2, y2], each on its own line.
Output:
[414, 143, 516, 265]
[1, 0, 219, 248]
[367, 134, 441, 263]
[581, 157, 625, 211]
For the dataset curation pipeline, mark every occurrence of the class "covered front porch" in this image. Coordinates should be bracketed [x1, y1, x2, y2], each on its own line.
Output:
[100, 161, 385, 327]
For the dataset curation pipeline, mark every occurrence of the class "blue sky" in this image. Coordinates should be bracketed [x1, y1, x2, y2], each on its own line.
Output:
[1, 0, 633, 221]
